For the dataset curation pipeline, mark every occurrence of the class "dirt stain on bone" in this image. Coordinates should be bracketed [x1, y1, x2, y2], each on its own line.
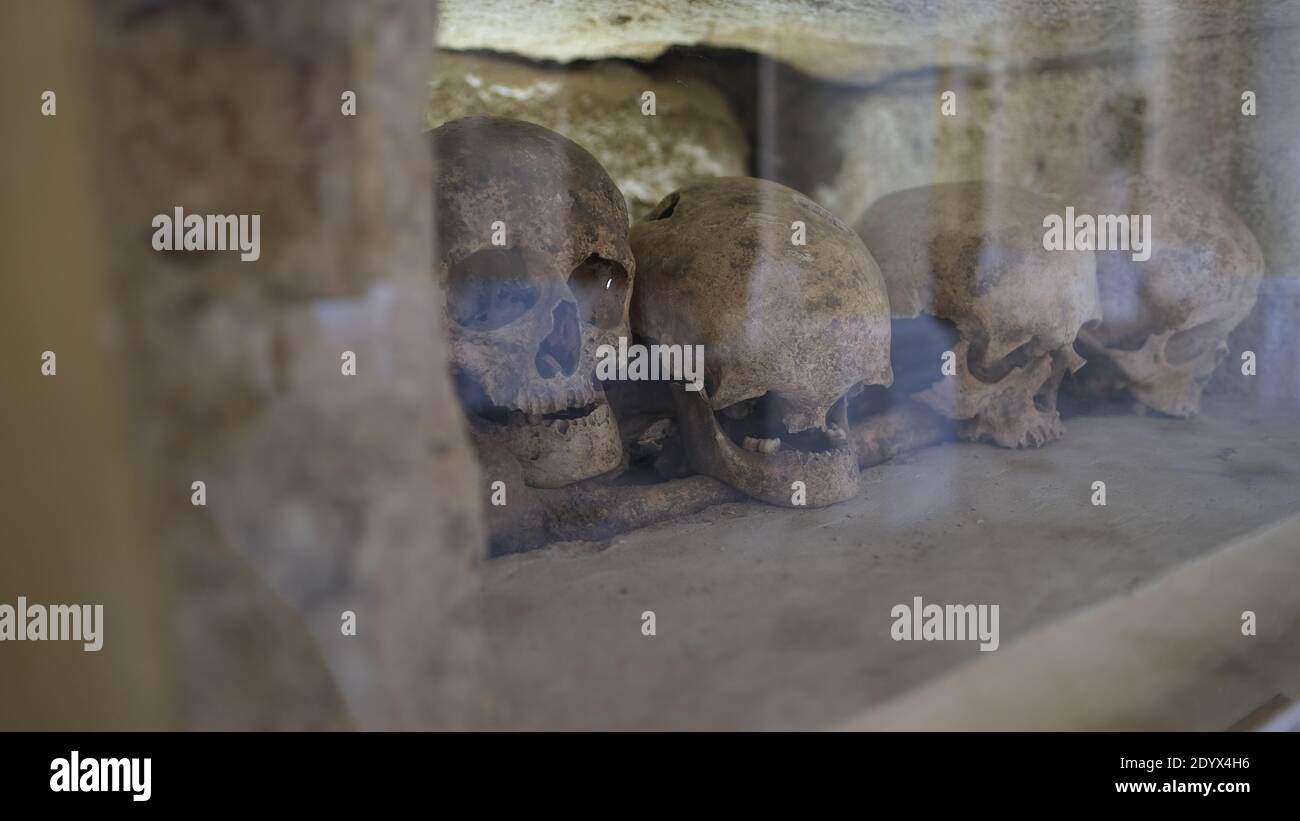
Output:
[934, 235, 1025, 297]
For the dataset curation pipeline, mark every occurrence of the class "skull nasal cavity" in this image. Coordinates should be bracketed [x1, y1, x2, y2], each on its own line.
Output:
[536, 301, 580, 378]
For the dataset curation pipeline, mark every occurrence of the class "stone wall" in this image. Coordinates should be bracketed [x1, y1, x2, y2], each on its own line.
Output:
[435, 0, 1284, 85]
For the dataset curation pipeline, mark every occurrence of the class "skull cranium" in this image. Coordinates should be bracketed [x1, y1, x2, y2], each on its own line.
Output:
[1071, 175, 1264, 417]
[858, 182, 1102, 448]
[432, 116, 633, 487]
[630, 177, 892, 507]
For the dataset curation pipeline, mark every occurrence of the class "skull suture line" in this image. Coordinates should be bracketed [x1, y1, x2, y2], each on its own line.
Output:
[431, 116, 634, 488]
[630, 177, 892, 508]
[858, 182, 1102, 449]
[1071, 175, 1264, 417]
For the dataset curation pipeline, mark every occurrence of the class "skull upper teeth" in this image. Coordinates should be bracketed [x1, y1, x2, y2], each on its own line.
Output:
[742, 436, 781, 454]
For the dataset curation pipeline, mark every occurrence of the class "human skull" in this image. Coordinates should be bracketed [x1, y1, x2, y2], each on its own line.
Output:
[630, 177, 892, 507]
[1072, 175, 1264, 416]
[858, 182, 1101, 448]
[431, 116, 633, 487]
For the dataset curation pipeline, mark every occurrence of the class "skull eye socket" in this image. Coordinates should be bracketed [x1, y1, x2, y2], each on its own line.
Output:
[568, 254, 629, 330]
[447, 247, 539, 331]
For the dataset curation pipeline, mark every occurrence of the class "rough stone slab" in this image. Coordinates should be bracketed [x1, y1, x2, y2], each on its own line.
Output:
[428, 51, 747, 217]
[479, 397, 1300, 729]
[436, 0, 1292, 84]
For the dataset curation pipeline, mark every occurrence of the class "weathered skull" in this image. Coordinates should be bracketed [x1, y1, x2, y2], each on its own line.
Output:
[431, 116, 633, 487]
[858, 182, 1101, 448]
[1072, 175, 1264, 416]
[630, 177, 892, 507]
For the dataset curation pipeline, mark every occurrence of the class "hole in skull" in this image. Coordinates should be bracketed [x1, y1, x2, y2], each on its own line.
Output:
[712, 392, 849, 455]
[569, 254, 629, 329]
[702, 370, 718, 399]
[1165, 321, 1224, 366]
[968, 340, 1033, 384]
[1032, 371, 1058, 413]
[1104, 328, 1154, 352]
[890, 316, 961, 394]
[447, 247, 539, 331]
[536, 301, 581, 378]
[648, 191, 679, 220]
[848, 384, 894, 421]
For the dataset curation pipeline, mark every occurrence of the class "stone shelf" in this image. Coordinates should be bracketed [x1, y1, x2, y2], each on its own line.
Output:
[480, 396, 1300, 729]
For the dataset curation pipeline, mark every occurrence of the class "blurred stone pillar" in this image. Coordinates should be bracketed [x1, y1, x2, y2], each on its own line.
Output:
[0, 0, 172, 731]
[85, 0, 486, 729]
